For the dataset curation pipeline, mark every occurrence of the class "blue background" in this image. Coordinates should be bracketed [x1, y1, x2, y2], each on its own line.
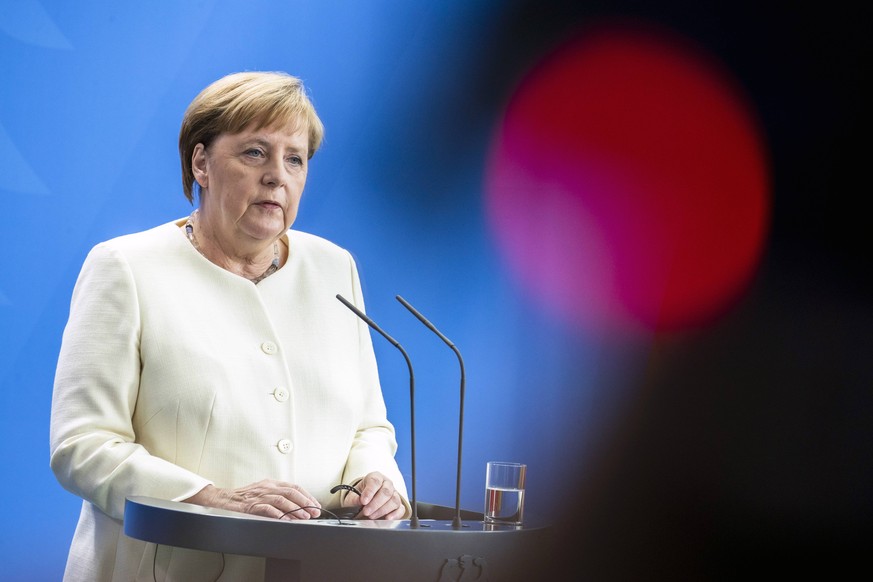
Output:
[1, 1, 868, 579]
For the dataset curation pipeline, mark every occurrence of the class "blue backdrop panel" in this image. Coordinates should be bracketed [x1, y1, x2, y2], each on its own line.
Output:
[1, 1, 868, 579]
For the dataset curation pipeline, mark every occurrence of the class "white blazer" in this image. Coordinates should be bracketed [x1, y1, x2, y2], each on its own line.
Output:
[51, 219, 409, 581]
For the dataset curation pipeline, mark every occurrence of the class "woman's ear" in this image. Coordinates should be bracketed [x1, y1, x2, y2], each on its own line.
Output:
[192, 143, 208, 189]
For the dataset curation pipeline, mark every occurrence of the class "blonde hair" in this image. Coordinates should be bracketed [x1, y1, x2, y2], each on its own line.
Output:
[178, 71, 325, 203]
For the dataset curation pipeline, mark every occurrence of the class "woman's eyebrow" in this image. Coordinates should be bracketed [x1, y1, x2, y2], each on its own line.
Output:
[245, 136, 305, 152]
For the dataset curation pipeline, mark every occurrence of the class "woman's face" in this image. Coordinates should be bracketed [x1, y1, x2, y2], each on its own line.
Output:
[192, 119, 309, 246]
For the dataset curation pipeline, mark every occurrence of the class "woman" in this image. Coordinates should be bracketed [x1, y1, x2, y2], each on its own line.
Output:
[50, 72, 410, 581]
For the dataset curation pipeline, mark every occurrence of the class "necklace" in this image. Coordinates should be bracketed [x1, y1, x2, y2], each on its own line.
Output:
[185, 210, 280, 284]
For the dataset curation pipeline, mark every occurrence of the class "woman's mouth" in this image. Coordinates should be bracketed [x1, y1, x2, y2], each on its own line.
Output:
[256, 201, 282, 211]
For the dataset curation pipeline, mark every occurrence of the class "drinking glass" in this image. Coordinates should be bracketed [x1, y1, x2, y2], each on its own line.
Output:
[484, 461, 526, 525]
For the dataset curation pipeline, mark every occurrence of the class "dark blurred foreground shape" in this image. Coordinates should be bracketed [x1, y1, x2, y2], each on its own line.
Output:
[481, 1, 871, 579]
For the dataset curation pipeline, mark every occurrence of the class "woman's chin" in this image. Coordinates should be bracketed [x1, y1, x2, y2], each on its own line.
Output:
[242, 219, 289, 241]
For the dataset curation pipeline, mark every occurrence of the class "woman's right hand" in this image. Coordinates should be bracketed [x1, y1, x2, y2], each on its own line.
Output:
[183, 479, 322, 520]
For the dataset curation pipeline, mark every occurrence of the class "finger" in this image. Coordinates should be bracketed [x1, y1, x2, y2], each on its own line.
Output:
[383, 501, 407, 520]
[278, 486, 322, 517]
[340, 488, 362, 508]
[360, 486, 397, 518]
[357, 473, 386, 505]
[230, 481, 321, 519]
[279, 505, 320, 520]
[259, 492, 319, 520]
[360, 492, 404, 520]
[247, 501, 311, 520]
[260, 480, 322, 508]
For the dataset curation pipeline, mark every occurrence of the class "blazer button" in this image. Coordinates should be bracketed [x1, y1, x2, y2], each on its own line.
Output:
[261, 341, 278, 355]
[277, 439, 293, 454]
[273, 387, 289, 402]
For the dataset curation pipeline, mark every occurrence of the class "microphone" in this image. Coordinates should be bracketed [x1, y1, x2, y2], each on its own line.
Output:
[335, 294, 420, 528]
[396, 295, 466, 529]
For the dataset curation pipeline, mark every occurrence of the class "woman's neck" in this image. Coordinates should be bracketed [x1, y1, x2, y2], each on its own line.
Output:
[187, 209, 285, 283]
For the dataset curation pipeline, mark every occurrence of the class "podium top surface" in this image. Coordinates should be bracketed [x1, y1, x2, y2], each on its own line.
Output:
[124, 496, 548, 561]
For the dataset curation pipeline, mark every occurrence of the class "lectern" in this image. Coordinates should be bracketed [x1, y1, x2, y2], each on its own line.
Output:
[125, 496, 549, 581]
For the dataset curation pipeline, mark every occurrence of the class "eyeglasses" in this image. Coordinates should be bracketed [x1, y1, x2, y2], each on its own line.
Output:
[329, 483, 362, 497]
[278, 484, 363, 523]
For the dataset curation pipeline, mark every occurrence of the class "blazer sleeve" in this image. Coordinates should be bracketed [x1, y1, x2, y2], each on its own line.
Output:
[340, 253, 412, 516]
[50, 243, 211, 520]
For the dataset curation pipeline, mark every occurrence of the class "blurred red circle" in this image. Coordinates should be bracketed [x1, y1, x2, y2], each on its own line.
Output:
[485, 25, 770, 334]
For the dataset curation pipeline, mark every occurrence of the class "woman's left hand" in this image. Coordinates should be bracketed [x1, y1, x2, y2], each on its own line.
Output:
[343, 471, 407, 520]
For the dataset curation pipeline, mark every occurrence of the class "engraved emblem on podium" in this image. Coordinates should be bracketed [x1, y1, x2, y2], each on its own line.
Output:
[438, 554, 488, 581]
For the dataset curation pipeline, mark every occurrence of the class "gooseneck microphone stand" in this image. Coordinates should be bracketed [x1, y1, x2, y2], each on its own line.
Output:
[396, 295, 466, 530]
[335, 294, 420, 528]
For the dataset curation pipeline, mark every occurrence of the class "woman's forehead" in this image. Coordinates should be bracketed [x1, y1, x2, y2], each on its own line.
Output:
[214, 120, 309, 149]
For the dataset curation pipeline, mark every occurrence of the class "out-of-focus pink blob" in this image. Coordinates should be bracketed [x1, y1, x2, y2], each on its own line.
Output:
[485, 25, 770, 334]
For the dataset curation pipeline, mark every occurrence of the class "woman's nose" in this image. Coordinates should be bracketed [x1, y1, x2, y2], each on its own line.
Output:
[262, 158, 287, 187]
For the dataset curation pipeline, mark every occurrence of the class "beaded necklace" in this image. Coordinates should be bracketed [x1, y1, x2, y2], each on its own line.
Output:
[184, 210, 280, 284]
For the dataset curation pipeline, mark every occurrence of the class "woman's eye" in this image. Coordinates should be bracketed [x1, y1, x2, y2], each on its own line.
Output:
[245, 148, 264, 158]
[287, 156, 303, 166]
